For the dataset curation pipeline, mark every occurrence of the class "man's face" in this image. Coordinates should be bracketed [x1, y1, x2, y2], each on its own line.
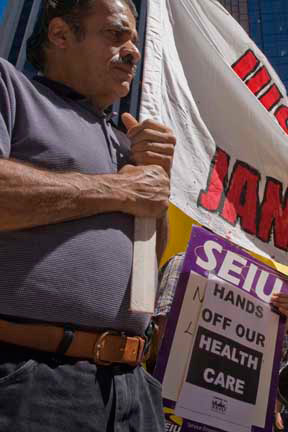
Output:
[60, 0, 140, 108]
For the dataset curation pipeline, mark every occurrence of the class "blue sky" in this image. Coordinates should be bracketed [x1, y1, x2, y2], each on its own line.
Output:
[0, 0, 8, 22]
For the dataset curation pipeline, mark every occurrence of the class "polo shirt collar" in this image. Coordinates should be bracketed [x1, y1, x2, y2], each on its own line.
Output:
[33, 75, 86, 101]
[33, 75, 116, 120]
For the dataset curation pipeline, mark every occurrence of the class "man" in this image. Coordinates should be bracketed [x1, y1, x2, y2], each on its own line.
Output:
[0, 0, 176, 431]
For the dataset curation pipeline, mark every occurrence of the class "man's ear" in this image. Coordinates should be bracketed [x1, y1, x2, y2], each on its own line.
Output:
[47, 17, 73, 49]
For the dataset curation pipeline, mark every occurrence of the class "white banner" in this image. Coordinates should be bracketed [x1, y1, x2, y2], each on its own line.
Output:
[141, 0, 288, 264]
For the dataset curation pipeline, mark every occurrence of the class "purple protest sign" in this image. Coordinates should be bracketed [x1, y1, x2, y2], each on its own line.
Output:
[155, 226, 287, 432]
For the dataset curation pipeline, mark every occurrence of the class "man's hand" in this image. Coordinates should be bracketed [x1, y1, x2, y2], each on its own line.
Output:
[271, 293, 288, 317]
[122, 113, 176, 176]
[118, 164, 170, 218]
[121, 113, 175, 259]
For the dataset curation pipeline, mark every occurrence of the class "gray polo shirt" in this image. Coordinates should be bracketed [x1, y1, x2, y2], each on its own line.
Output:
[0, 58, 150, 336]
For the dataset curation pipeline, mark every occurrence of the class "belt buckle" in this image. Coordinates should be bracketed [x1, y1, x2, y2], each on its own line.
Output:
[93, 330, 122, 366]
[131, 336, 145, 366]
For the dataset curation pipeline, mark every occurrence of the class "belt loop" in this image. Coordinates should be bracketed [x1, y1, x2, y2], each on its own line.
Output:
[56, 324, 75, 355]
[144, 320, 155, 356]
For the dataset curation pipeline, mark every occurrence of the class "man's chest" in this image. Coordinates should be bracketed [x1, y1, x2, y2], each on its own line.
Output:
[10, 96, 129, 174]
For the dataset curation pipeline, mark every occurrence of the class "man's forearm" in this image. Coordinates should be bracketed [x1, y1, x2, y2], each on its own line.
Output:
[0, 159, 170, 231]
[0, 159, 129, 231]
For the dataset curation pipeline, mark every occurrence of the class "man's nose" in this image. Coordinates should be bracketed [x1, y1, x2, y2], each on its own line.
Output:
[120, 41, 141, 64]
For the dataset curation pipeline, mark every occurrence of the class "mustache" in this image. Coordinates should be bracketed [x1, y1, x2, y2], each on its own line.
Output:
[111, 55, 138, 74]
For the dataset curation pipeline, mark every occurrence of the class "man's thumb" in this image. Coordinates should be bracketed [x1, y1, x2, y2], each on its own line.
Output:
[121, 112, 139, 131]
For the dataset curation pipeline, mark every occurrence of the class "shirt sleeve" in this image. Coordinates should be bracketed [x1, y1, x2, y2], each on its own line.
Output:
[154, 252, 185, 316]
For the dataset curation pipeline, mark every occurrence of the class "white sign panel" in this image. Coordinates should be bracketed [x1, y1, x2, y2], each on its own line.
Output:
[176, 278, 279, 432]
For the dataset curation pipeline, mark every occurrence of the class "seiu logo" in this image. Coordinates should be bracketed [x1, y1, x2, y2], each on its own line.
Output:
[165, 423, 182, 432]
[211, 397, 227, 414]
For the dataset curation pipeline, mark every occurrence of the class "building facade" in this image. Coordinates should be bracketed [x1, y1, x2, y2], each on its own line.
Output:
[219, 0, 288, 89]
[0, 0, 41, 73]
[218, 0, 249, 33]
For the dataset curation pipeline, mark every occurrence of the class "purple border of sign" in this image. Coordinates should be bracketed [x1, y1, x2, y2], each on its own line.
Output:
[155, 226, 287, 432]
[163, 397, 229, 432]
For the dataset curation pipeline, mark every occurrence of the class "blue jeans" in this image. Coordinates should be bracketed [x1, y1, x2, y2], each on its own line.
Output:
[0, 342, 165, 431]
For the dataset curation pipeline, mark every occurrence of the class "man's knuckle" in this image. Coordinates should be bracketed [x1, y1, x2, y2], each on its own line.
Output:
[171, 136, 177, 145]
[144, 150, 153, 159]
[165, 133, 176, 144]
[146, 142, 156, 151]
[142, 119, 151, 128]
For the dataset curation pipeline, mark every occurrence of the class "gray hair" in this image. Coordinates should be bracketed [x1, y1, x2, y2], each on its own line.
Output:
[26, 0, 138, 72]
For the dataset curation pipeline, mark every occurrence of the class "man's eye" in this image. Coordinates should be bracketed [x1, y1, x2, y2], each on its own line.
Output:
[109, 30, 122, 39]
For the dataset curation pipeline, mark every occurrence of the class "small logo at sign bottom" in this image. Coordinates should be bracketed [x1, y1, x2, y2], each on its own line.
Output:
[211, 397, 228, 414]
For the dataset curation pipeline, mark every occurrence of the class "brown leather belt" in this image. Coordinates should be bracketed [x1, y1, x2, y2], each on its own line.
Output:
[0, 319, 146, 366]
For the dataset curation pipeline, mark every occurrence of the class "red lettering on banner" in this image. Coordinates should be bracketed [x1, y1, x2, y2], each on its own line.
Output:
[198, 148, 288, 251]
[258, 179, 288, 250]
[259, 84, 282, 111]
[246, 66, 271, 96]
[198, 148, 229, 211]
[232, 50, 288, 135]
[275, 105, 288, 134]
[232, 50, 259, 81]
[221, 162, 259, 235]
